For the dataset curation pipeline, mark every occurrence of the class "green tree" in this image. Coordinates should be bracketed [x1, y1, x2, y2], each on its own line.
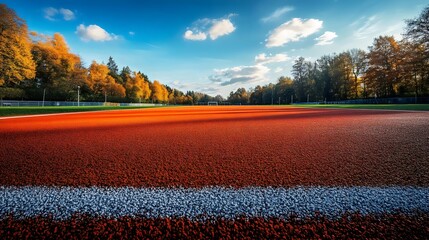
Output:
[0, 87, 25, 100]
[349, 49, 367, 98]
[316, 55, 335, 101]
[365, 36, 401, 97]
[107, 56, 123, 84]
[404, 6, 429, 97]
[292, 57, 317, 102]
[275, 76, 295, 104]
[334, 52, 353, 100]
[399, 40, 428, 97]
[405, 5, 429, 57]
[292, 57, 307, 102]
[261, 84, 275, 104]
[120, 66, 132, 84]
[214, 95, 224, 102]
[249, 85, 263, 104]
[228, 88, 249, 104]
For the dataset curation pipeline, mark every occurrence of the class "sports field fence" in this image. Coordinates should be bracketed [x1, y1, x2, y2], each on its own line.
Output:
[294, 97, 429, 105]
[0, 100, 163, 107]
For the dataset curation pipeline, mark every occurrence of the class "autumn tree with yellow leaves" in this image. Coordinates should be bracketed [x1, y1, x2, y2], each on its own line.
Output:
[87, 61, 126, 101]
[31, 33, 87, 100]
[151, 80, 168, 103]
[0, 4, 35, 87]
[125, 72, 151, 102]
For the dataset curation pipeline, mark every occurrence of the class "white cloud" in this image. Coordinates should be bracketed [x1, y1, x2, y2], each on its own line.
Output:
[314, 31, 338, 45]
[184, 30, 207, 40]
[184, 15, 236, 41]
[255, 53, 289, 65]
[380, 22, 404, 41]
[76, 24, 118, 42]
[170, 80, 190, 90]
[129, 31, 135, 36]
[44, 7, 75, 21]
[169, 81, 219, 95]
[261, 6, 294, 22]
[198, 86, 219, 94]
[208, 19, 235, 40]
[352, 15, 404, 41]
[209, 65, 270, 86]
[266, 18, 323, 47]
[44, 7, 58, 21]
[353, 15, 380, 39]
[59, 8, 75, 20]
[274, 67, 283, 73]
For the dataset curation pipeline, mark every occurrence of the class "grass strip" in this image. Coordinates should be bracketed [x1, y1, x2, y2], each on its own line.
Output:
[0, 106, 159, 117]
[293, 104, 429, 111]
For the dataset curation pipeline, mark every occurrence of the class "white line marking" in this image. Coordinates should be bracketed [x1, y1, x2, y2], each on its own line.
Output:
[1, 186, 428, 219]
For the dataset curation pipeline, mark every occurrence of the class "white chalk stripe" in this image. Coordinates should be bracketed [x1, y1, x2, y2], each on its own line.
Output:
[0, 186, 428, 220]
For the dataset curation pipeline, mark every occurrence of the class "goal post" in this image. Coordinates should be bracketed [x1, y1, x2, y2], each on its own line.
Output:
[207, 101, 218, 106]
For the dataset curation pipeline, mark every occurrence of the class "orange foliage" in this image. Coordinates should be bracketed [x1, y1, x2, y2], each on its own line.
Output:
[0, 4, 35, 86]
[126, 72, 151, 102]
[151, 80, 168, 103]
[87, 61, 125, 98]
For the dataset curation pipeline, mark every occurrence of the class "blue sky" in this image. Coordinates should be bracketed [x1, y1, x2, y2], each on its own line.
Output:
[4, 0, 428, 97]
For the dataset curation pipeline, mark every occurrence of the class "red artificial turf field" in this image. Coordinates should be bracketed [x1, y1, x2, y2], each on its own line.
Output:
[1, 106, 428, 187]
[1, 106, 429, 239]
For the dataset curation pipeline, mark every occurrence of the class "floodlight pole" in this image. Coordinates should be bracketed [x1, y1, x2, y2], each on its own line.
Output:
[77, 86, 80, 107]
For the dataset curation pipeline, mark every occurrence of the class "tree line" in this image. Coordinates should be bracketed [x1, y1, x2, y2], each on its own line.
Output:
[226, 5, 429, 104]
[1, 3, 428, 105]
[0, 4, 223, 104]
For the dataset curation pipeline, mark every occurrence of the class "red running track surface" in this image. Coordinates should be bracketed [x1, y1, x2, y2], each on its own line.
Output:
[2, 213, 429, 239]
[1, 106, 428, 187]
